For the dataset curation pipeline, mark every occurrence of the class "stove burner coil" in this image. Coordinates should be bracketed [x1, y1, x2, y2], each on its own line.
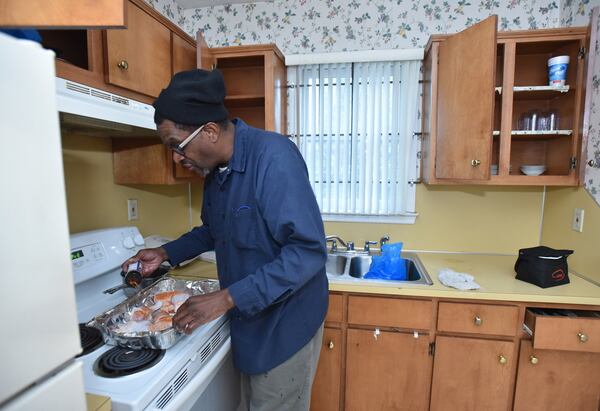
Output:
[94, 346, 165, 378]
[78, 324, 104, 357]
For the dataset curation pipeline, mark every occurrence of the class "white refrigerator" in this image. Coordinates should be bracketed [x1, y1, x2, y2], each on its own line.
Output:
[0, 33, 86, 410]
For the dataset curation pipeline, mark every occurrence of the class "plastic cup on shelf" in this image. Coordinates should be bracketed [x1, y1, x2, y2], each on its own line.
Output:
[548, 55, 569, 87]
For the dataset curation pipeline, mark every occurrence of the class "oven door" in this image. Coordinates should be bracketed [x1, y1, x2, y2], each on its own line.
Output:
[154, 337, 242, 411]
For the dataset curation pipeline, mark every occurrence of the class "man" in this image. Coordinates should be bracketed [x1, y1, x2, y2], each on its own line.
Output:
[121, 69, 328, 411]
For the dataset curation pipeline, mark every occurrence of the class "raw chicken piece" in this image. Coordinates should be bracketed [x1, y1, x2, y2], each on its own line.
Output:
[148, 316, 172, 332]
[131, 306, 153, 321]
[153, 291, 178, 302]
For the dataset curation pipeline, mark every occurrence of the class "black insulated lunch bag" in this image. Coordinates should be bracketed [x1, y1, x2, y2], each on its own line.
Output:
[514, 246, 573, 288]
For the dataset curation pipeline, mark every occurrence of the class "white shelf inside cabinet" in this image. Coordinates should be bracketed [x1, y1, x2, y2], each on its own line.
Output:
[495, 85, 570, 94]
[492, 130, 573, 136]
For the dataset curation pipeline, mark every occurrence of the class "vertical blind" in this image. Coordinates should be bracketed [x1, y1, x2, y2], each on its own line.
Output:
[288, 60, 421, 218]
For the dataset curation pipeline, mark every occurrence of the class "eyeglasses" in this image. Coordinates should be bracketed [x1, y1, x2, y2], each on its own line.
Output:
[170, 124, 206, 157]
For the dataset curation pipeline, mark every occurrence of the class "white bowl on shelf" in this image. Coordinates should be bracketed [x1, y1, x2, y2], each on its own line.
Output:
[520, 165, 546, 176]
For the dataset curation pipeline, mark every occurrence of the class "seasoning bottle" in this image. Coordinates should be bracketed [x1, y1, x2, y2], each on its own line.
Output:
[124, 261, 143, 287]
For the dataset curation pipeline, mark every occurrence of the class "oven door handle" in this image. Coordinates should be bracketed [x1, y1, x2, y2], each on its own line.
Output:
[157, 337, 233, 411]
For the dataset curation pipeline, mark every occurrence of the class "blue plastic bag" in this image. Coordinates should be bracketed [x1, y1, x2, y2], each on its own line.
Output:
[364, 242, 407, 280]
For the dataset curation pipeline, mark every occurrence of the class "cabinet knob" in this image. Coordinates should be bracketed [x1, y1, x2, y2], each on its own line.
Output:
[530, 355, 539, 365]
[578, 332, 588, 343]
[471, 159, 481, 167]
[117, 60, 129, 70]
[589, 159, 597, 168]
[474, 316, 483, 326]
[328, 340, 334, 350]
[498, 354, 507, 365]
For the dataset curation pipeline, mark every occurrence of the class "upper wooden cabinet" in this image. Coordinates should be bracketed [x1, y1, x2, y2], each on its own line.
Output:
[196, 34, 287, 134]
[105, 0, 171, 98]
[422, 17, 589, 186]
[49, 0, 196, 105]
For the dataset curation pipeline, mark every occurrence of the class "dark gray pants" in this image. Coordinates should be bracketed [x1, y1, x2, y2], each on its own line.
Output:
[241, 323, 324, 411]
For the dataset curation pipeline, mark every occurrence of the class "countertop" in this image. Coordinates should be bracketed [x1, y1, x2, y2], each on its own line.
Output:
[166, 253, 600, 306]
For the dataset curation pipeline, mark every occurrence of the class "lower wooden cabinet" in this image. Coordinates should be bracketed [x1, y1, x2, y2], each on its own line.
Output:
[309, 294, 600, 411]
[429, 336, 514, 411]
[513, 340, 600, 411]
[310, 328, 342, 411]
[345, 329, 431, 411]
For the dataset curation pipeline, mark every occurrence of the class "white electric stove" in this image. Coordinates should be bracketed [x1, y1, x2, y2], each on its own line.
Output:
[70, 227, 241, 411]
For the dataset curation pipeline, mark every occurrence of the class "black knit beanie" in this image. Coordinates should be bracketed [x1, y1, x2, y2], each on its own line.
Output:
[153, 69, 229, 126]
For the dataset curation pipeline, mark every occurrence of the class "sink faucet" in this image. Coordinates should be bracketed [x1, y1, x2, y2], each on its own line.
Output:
[364, 240, 377, 253]
[325, 235, 352, 252]
[380, 235, 390, 248]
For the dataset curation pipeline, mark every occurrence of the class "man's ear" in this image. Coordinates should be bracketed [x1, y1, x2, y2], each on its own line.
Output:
[204, 122, 220, 144]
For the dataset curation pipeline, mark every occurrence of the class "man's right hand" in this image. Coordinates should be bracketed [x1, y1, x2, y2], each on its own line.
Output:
[121, 247, 169, 276]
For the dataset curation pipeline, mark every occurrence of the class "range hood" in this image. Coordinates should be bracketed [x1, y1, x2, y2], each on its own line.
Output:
[55, 77, 157, 137]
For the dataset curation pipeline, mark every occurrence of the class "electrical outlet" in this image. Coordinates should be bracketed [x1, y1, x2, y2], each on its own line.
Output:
[128, 199, 138, 221]
[571, 208, 584, 232]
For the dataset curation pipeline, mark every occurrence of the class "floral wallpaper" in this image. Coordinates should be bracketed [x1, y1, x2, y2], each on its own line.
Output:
[561, 0, 599, 26]
[584, 7, 600, 205]
[144, 0, 187, 28]
[143, 0, 600, 205]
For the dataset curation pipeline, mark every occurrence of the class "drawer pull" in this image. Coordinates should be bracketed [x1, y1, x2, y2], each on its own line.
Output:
[471, 159, 481, 167]
[474, 316, 483, 326]
[530, 355, 539, 365]
[498, 354, 507, 365]
[117, 60, 129, 70]
[328, 340, 334, 350]
[578, 332, 588, 343]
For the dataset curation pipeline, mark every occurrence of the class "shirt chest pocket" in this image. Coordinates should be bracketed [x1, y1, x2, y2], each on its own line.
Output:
[231, 205, 258, 249]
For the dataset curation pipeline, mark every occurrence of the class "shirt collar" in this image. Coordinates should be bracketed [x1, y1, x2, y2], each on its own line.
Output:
[229, 118, 248, 173]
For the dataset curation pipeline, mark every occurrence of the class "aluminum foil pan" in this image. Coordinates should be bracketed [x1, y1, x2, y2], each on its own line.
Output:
[87, 277, 220, 349]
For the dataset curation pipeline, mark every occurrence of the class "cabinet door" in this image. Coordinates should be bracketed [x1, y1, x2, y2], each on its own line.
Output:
[345, 329, 431, 411]
[430, 335, 513, 411]
[513, 340, 600, 411]
[310, 328, 342, 411]
[105, 1, 171, 98]
[196, 31, 214, 70]
[172, 33, 196, 74]
[435, 15, 497, 180]
[171, 33, 199, 180]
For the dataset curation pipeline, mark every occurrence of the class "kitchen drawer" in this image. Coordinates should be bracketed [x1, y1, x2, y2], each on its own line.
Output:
[347, 296, 432, 330]
[525, 308, 600, 353]
[326, 293, 343, 323]
[437, 302, 519, 336]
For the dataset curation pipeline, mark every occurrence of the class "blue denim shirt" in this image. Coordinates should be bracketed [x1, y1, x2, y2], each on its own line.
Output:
[163, 119, 328, 374]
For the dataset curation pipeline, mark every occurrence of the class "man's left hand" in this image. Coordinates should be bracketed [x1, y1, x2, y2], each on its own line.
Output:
[173, 289, 235, 334]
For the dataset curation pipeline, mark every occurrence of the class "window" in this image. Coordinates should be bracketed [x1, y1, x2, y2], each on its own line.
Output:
[287, 59, 421, 223]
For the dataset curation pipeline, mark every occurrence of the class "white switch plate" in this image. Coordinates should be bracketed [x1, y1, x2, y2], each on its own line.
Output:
[128, 199, 138, 221]
[572, 208, 584, 232]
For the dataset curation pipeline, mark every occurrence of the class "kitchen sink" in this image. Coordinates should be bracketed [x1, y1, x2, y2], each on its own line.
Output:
[326, 251, 433, 285]
[325, 253, 348, 276]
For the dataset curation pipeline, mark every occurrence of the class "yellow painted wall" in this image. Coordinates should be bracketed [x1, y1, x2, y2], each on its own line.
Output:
[325, 185, 544, 254]
[541, 187, 600, 283]
[62, 132, 544, 255]
[61, 133, 203, 239]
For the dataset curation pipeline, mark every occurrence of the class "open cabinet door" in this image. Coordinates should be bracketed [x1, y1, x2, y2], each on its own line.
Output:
[196, 31, 214, 70]
[435, 15, 497, 180]
[582, 7, 600, 206]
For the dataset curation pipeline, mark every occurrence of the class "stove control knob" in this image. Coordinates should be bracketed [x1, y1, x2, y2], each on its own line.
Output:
[123, 236, 135, 249]
[133, 234, 145, 246]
